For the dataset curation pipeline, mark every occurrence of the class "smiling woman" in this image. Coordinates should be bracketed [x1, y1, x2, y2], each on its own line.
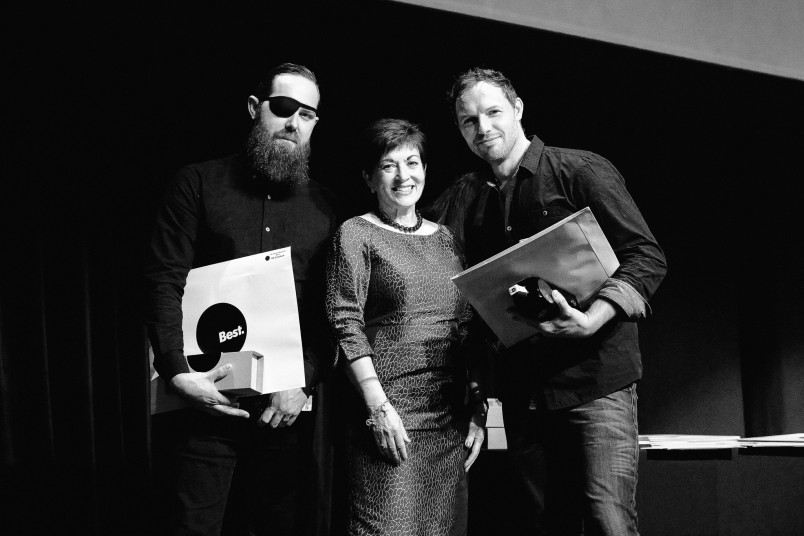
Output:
[325, 118, 489, 535]
[368, 145, 425, 227]
[358, 119, 433, 234]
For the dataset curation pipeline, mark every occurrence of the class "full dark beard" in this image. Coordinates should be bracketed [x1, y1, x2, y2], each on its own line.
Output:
[245, 121, 311, 196]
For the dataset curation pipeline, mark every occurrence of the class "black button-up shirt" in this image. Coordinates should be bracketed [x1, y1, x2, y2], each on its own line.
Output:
[437, 136, 666, 409]
[144, 154, 337, 385]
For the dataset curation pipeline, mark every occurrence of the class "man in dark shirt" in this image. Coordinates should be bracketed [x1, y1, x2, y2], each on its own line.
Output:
[431, 68, 666, 535]
[144, 63, 337, 536]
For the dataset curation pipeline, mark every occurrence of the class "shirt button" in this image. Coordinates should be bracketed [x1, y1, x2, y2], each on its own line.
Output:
[542, 210, 548, 216]
[265, 227, 270, 232]
[506, 226, 512, 231]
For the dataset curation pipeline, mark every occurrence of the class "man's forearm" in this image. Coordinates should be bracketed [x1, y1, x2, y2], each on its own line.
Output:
[596, 278, 650, 320]
[583, 298, 618, 334]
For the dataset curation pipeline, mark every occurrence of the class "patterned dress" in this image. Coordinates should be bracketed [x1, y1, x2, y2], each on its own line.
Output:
[326, 216, 472, 536]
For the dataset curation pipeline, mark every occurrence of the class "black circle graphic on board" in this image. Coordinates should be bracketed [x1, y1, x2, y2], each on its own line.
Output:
[196, 302, 248, 355]
[187, 353, 222, 372]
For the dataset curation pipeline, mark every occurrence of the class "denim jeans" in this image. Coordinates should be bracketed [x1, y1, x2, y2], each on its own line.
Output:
[503, 384, 640, 536]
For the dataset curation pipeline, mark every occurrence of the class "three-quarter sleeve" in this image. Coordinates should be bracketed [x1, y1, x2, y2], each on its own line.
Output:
[325, 221, 375, 366]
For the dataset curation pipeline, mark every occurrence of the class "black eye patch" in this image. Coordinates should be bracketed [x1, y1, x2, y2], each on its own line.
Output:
[265, 96, 317, 118]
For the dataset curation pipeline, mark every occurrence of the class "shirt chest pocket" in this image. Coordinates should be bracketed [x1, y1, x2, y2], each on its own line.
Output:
[530, 205, 574, 233]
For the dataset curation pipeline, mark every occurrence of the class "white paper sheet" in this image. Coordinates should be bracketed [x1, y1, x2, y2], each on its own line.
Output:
[179, 247, 305, 394]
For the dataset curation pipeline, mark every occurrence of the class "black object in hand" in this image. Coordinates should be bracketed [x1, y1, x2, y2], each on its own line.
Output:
[508, 277, 579, 319]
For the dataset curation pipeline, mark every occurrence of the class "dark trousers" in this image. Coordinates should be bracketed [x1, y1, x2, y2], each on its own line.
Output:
[150, 407, 314, 536]
[503, 385, 640, 536]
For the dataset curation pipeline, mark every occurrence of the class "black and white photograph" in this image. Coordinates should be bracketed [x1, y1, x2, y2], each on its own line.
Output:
[3, 1, 803, 535]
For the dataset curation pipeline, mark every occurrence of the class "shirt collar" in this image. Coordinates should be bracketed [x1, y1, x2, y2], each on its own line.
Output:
[517, 135, 545, 177]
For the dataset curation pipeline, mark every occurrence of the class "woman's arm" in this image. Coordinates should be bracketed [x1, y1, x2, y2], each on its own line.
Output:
[325, 221, 410, 465]
[463, 328, 488, 472]
[345, 356, 410, 466]
[460, 305, 488, 472]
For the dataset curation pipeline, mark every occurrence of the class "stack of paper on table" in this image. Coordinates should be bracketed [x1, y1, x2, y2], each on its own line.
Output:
[738, 433, 804, 448]
[639, 434, 742, 450]
[452, 207, 619, 348]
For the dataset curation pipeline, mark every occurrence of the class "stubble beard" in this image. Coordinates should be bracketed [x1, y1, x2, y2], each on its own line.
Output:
[473, 132, 515, 165]
[245, 119, 311, 195]
[475, 144, 503, 164]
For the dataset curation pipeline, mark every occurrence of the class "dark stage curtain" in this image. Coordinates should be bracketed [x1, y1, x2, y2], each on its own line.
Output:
[0, 202, 335, 536]
[0, 215, 152, 535]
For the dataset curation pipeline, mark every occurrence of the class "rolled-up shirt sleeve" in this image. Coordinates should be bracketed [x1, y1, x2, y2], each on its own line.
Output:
[570, 155, 667, 317]
[597, 278, 650, 319]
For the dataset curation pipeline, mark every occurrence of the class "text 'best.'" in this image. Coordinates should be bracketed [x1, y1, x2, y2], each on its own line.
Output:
[219, 326, 245, 343]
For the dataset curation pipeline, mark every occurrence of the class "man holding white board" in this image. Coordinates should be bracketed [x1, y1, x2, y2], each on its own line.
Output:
[430, 67, 666, 535]
[144, 63, 336, 535]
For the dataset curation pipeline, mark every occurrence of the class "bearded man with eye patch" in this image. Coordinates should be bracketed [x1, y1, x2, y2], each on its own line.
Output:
[144, 63, 337, 536]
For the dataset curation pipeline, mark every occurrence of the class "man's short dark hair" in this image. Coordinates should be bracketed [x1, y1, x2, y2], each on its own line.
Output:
[254, 63, 319, 101]
[357, 118, 427, 176]
[448, 67, 518, 122]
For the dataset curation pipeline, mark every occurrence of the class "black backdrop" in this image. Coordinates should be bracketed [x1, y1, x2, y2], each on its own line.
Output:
[3, 1, 803, 534]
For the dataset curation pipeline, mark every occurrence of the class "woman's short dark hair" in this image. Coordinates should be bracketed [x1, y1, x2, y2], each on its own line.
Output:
[358, 118, 427, 175]
[447, 67, 518, 122]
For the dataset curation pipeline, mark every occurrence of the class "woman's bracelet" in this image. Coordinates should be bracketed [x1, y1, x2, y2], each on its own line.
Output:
[365, 399, 391, 428]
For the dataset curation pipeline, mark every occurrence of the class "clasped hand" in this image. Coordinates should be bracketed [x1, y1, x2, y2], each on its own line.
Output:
[257, 388, 308, 428]
[512, 290, 610, 338]
[168, 366, 308, 426]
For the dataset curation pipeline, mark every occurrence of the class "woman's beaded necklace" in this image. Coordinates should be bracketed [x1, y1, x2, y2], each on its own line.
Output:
[374, 209, 423, 233]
